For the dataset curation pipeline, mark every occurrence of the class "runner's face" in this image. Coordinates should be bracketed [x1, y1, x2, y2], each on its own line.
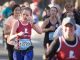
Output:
[50, 7, 57, 16]
[63, 23, 75, 38]
[14, 7, 21, 17]
[65, 5, 73, 12]
[21, 10, 31, 20]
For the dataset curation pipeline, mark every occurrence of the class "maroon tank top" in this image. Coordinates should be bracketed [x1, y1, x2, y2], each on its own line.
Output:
[16, 20, 32, 39]
[57, 36, 80, 60]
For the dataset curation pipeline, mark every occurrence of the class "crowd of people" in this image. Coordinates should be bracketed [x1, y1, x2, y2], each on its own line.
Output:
[0, 0, 80, 60]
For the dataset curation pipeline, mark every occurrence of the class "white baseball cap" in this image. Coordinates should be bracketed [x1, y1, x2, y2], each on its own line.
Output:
[62, 17, 76, 26]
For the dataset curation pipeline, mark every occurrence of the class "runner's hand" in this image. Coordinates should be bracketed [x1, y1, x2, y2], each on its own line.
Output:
[17, 31, 24, 36]
[49, 26, 55, 31]
[27, 16, 34, 24]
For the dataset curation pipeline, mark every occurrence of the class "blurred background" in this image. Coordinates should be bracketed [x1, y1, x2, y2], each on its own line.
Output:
[0, 0, 80, 60]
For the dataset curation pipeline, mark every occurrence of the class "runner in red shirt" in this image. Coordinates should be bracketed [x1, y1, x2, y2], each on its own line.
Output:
[46, 17, 80, 60]
[8, 7, 42, 60]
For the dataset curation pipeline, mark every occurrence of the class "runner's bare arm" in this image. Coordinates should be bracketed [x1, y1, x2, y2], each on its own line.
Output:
[9, 20, 19, 41]
[32, 23, 42, 34]
[41, 19, 49, 32]
[41, 19, 54, 32]
[46, 38, 59, 58]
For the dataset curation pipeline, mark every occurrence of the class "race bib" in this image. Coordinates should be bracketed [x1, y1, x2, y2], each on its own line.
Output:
[15, 39, 32, 50]
[49, 32, 54, 40]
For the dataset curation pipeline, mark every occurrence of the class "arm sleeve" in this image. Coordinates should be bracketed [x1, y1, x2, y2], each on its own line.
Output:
[46, 38, 60, 58]
[53, 25, 62, 38]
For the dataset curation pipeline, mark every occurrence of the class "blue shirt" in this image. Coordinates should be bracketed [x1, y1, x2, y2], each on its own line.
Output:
[2, 7, 12, 18]
[33, 14, 39, 23]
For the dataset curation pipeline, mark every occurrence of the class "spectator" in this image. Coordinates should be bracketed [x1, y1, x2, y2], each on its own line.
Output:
[61, 2, 80, 25]
[32, 7, 40, 24]
[74, 6, 80, 25]
[23, 2, 30, 7]
[2, 0, 16, 18]
[42, 6, 50, 21]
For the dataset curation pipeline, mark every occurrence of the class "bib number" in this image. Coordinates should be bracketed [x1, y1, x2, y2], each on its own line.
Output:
[49, 32, 54, 40]
[15, 39, 32, 50]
